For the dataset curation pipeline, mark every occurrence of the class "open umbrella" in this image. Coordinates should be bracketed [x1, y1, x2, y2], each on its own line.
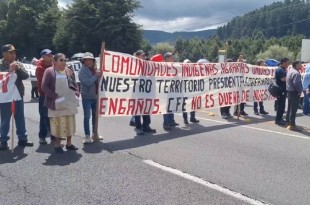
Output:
[265, 59, 279, 67]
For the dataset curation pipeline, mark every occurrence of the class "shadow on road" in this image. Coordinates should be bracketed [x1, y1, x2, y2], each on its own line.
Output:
[0, 146, 28, 164]
[43, 151, 82, 166]
[82, 141, 112, 154]
[103, 122, 235, 152]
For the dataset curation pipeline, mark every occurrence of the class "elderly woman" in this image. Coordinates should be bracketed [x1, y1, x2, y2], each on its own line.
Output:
[78, 52, 103, 143]
[42, 53, 79, 153]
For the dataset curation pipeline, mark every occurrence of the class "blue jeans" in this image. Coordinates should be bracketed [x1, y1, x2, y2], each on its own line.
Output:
[0, 100, 27, 143]
[303, 91, 310, 114]
[38, 95, 48, 139]
[163, 113, 174, 125]
[82, 98, 96, 136]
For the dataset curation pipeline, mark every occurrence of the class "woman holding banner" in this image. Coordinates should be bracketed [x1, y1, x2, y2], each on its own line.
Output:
[78, 52, 103, 143]
[42, 53, 79, 153]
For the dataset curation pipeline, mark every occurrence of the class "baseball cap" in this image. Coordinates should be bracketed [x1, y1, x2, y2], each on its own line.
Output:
[82, 52, 95, 59]
[1, 44, 17, 53]
[135, 50, 145, 56]
[150, 54, 164, 62]
[40, 49, 53, 56]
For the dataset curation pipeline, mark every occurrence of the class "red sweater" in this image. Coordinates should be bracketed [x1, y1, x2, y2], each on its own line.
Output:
[36, 59, 52, 96]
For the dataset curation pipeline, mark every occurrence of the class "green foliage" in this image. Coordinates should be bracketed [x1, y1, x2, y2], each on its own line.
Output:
[169, 34, 304, 63]
[0, 0, 142, 58]
[53, 0, 142, 57]
[217, 0, 310, 40]
[256, 45, 295, 61]
[151, 42, 174, 56]
[0, 0, 60, 58]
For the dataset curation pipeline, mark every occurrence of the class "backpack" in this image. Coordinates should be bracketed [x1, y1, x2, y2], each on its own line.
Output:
[268, 78, 281, 97]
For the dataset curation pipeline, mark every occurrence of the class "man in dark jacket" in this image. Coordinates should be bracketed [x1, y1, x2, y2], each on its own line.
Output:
[286, 61, 303, 131]
[275, 58, 289, 125]
[0, 44, 33, 150]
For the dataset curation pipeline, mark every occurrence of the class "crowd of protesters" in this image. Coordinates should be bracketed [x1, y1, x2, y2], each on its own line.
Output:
[1, 43, 309, 153]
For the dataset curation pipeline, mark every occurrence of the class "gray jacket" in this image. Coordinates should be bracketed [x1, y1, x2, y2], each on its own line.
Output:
[78, 65, 98, 99]
[286, 68, 303, 93]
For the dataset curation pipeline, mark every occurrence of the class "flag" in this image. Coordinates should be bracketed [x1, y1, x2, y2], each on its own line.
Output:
[0, 72, 21, 103]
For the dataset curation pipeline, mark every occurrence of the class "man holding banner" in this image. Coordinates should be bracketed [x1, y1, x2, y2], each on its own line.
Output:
[0, 44, 33, 150]
[162, 52, 179, 130]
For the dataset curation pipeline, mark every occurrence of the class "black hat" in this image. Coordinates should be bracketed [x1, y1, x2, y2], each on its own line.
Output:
[1, 44, 17, 53]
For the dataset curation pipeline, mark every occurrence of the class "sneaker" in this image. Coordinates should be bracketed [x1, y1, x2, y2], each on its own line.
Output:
[170, 121, 179, 127]
[83, 136, 92, 144]
[143, 126, 156, 133]
[129, 121, 136, 127]
[0, 142, 8, 150]
[92, 135, 103, 141]
[18, 140, 34, 147]
[39, 138, 47, 145]
[254, 111, 259, 115]
[190, 118, 200, 123]
[275, 120, 286, 126]
[240, 111, 248, 116]
[233, 112, 238, 117]
[134, 128, 144, 135]
[287, 125, 303, 132]
[260, 110, 269, 115]
[163, 124, 173, 130]
[184, 119, 189, 124]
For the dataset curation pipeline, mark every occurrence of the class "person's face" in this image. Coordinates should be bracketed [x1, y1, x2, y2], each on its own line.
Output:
[296, 63, 302, 70]
[165, 56, 174, 62]
[137, 54, 146, 60]
[54, 55, 67, 70]
[42, 53, 53, 65]
[282, 61, 290, 69]
[84, 58, 94, 68]
[2, 51, 16, 63]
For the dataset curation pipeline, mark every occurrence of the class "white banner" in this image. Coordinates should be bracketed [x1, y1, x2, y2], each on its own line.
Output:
[0, 72, 22, 103]
[97, 50, 309, 117]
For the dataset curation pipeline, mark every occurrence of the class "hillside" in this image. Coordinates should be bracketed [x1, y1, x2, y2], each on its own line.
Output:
[143, 29, 216, 44]
[217, 0, 310, 40]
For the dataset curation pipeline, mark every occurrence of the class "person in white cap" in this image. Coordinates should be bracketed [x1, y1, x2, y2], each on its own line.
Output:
[78, 52, 103, 144]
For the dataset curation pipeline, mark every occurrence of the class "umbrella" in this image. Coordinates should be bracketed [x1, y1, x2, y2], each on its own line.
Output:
[265, 59, 279, 67]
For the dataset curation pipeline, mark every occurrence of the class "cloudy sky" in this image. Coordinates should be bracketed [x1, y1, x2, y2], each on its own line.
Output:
[59, 0, 280, 32]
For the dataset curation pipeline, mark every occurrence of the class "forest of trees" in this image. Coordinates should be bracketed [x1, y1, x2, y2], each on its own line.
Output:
[0, 0, 142, 58]
[0, 0, 309, 63]
[217, 0, 310, 40]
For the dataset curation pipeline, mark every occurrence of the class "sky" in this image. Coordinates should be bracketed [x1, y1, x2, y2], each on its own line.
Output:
[58, 0, 280, 33]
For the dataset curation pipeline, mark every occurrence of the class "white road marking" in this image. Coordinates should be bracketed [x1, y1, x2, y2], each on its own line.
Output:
[176, 113, 310, 140]
[144, 160, 269, 205]
[197, 116, 310, 140]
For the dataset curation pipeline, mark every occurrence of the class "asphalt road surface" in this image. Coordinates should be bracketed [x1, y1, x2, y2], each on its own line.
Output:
[1, 81, 310, 205]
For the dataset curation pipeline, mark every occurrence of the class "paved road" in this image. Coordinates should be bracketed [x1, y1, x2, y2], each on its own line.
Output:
[1, 81, 310, 205]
